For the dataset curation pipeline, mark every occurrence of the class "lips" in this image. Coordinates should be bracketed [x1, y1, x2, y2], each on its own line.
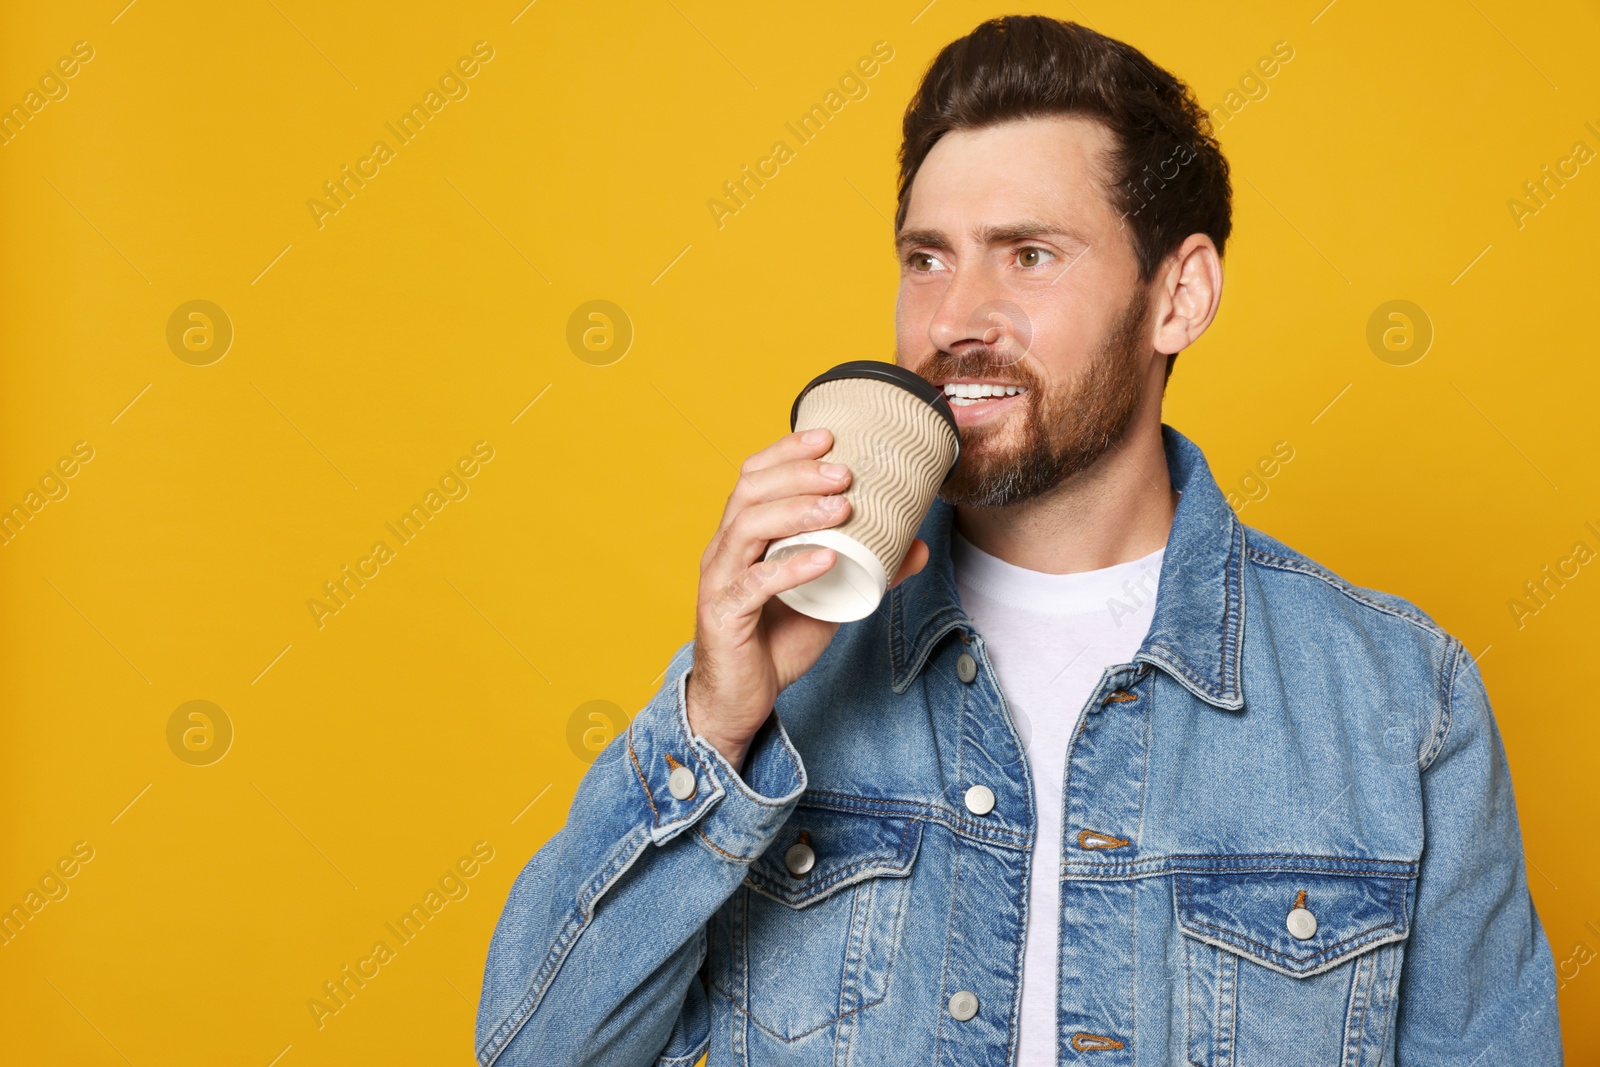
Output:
[943, 387, 1026, 425]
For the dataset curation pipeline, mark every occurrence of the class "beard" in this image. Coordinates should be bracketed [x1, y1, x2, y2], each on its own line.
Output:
[927, 285, 1151, 510]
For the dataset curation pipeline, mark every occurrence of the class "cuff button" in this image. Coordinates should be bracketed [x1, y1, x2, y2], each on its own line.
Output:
[668, 765, 697, 800]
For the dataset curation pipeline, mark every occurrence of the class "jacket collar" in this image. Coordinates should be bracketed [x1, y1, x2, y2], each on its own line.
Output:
[888, 423, 1246, 710]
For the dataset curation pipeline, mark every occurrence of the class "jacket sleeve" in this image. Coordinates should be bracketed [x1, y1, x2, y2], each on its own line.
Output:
[1393, 640, 1562, 1064]
[474, 638, 808, 1066]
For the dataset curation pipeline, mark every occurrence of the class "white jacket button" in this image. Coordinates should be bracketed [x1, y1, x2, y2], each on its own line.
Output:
[1286, 907, 1318, 940]
[668, 766, 697, 800]
[948, 990, 979, 1020]
[964, 784, 995, 815]
[956, 653, 978, 683]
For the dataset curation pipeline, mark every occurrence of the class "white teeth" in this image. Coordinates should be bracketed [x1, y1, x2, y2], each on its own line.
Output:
[943, 382, 1025, 402]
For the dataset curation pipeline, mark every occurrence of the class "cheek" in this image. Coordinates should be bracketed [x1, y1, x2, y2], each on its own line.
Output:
[893, 285, 922, 351]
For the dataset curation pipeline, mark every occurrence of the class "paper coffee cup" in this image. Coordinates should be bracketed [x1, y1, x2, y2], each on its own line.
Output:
[763, 361, 960, 622]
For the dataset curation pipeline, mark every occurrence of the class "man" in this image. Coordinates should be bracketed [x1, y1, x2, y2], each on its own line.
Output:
[477, 16, 1562, 1066]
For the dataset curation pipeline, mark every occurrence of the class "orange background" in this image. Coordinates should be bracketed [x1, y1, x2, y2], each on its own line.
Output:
[1, 1, 1596, 1063]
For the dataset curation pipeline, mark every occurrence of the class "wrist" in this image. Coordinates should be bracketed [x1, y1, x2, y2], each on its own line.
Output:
[685, 683, 749, 774]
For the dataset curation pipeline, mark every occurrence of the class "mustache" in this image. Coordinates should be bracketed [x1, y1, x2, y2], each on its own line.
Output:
[921, 344, 1036, 388]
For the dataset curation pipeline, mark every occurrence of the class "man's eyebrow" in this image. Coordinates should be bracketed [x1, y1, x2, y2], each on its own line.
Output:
[894, 220, 1094, 252]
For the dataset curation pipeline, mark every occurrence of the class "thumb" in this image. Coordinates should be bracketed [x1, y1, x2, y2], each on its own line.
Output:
[889, 538, 930, 590]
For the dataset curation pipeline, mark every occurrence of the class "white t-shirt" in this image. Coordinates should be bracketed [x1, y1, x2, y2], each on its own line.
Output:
[950, 528, 1163, 1067]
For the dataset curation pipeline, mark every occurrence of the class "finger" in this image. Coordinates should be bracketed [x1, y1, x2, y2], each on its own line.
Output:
[889, 538, 930, 590]
[703, 547, 838, 632]
[703, 491, 852, 592]
[701, 452, 850, 571]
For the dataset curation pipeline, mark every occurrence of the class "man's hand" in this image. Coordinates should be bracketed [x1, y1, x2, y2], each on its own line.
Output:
[686, 427, 929, 772]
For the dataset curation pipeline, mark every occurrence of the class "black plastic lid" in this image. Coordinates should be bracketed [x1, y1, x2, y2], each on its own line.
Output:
[788, 360, 961, 481]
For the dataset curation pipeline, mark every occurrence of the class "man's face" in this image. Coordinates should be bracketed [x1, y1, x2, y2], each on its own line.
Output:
[895, 114, 1155, 509]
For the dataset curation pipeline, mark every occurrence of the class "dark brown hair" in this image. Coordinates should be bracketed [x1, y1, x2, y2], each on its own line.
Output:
[897, 15, 1232, 288]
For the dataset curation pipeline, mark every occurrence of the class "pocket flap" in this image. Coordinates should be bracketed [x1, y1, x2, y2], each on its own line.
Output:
[744, 804, 923, 909]
[1176, 864, 1415, 978]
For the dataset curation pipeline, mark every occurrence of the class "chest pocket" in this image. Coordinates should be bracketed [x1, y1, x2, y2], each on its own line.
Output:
[709, 804, 923, 1043]
[1175, 863, 1417, 1066]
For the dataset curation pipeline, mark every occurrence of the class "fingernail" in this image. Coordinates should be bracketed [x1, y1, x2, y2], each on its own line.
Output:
[820, 463, 848, 480]
[803, 428, 829, 444]
[820, 494, 845, 510]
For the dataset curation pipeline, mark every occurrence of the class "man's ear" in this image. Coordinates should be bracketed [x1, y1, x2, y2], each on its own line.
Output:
[1151, 234, 1223, 358]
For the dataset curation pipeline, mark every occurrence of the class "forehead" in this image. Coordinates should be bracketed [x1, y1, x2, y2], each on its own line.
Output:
[901, 113, 1120, 237]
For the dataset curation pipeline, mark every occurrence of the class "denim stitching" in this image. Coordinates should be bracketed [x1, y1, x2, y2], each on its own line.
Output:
[1220, 949, 1237, 1067]
[797, 790, 1031, 850]
[1370, 938, 1403, 1061]
[1245, 547, 1447, 639]
[1004, 839, 1029, 1067]
[1056, 682, 1100, 878]
[894, 610, 970, 692]
[709, 869, 910, 1044]
[1219, 519, 1244, 697]
[1341, 946, 1374, 1067]
[688, 717, 805, 811]
[1178, 873, 1403, 966]
[839, 870, 870, 1029]
[628, 721, 662, 828]
[742, 821, 922, 906]
[1064, 852, 1417, 874]
[1128, 858, 1139, 1058]
[707, 979, 887, 1043]
[1184, 932, 1197, 1066]
[695, 827, 761, 864]
[1140, 642, 1235, 704]
[1135, 674, 1153, 850]
[933, 818, 964, 1065]
[1423, 640, 1463, 773]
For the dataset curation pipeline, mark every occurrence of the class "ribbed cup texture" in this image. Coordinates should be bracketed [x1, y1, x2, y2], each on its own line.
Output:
[794, 378, 959, 579]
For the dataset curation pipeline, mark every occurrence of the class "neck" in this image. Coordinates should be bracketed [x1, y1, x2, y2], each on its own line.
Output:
[951, 418, 1176, 574]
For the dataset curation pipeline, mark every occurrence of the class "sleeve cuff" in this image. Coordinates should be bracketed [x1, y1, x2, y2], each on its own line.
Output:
[627, 640, 807, 855]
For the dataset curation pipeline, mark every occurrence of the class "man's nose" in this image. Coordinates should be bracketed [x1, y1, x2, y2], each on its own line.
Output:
[926, 266, 1026, 361]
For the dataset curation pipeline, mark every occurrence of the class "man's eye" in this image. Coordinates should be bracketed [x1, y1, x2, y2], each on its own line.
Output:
[1016, 247, 1055, 268]
[910, 253, 945, 272]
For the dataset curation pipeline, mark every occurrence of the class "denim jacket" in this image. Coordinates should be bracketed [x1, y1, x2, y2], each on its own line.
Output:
[476, 424, 1562, 1066]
